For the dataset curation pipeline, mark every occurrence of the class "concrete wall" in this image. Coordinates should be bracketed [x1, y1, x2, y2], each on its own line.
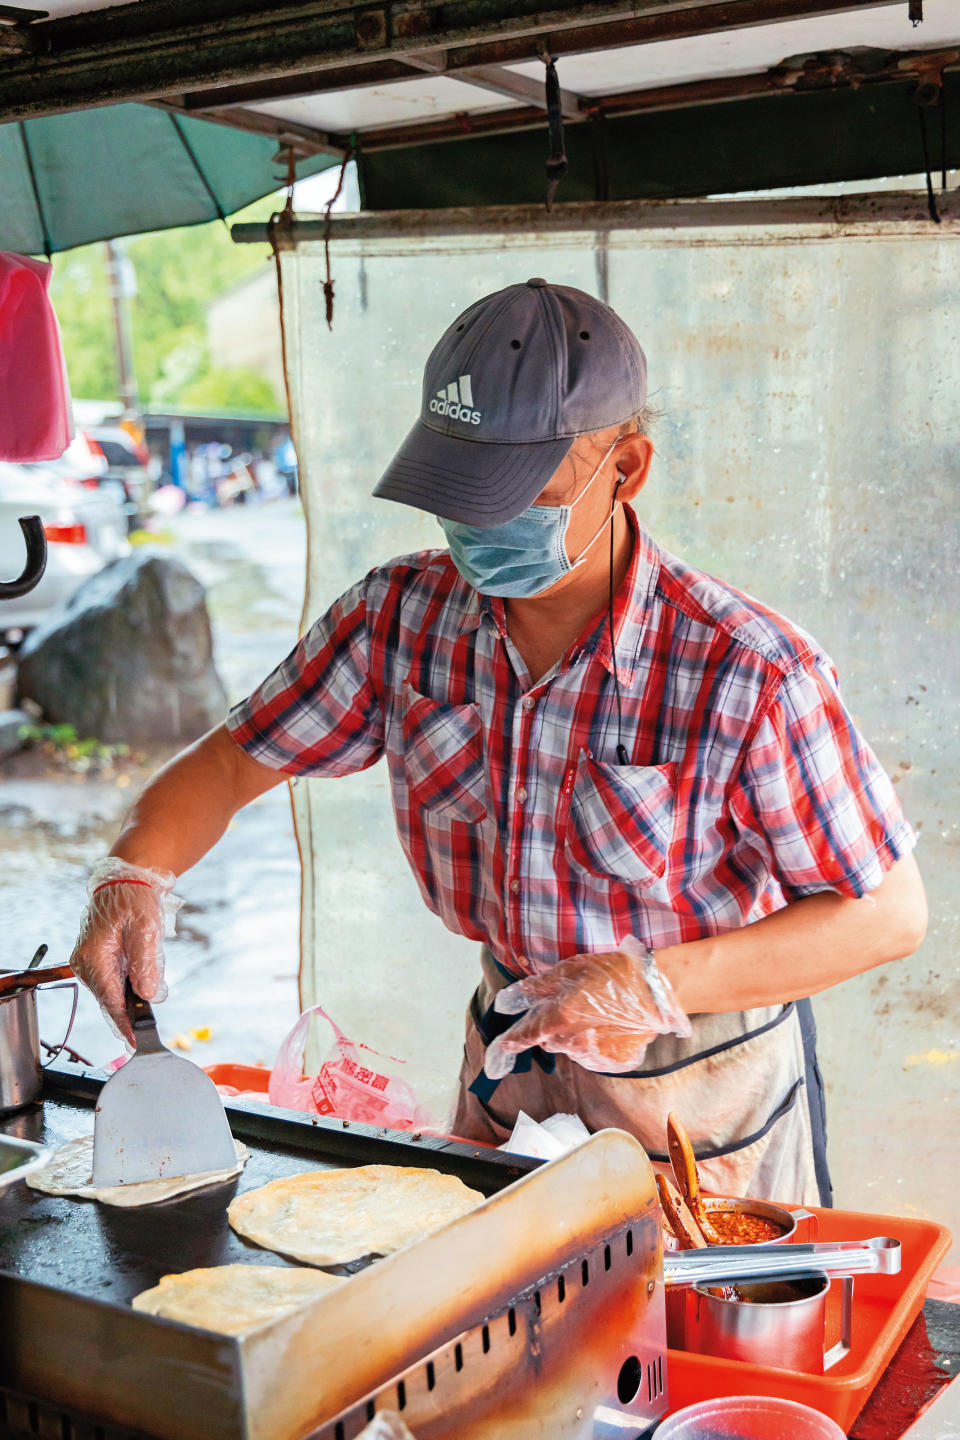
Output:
[278, 220, 959, 1239]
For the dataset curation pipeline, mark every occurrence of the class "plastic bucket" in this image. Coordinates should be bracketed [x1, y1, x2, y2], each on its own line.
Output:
[654, 1394, 845, 1438]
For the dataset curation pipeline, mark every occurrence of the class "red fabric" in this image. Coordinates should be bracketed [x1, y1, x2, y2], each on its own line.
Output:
[227, 510, 914, 979]
[92, 879, 154, 895]
[0, 250, 73, 461]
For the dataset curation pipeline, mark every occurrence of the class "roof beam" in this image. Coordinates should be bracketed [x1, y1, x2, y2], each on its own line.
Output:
[0, 2, 43, 53]
[150, 97, 348, 157]
[0, 0, 907, 123]
[455, 64, 586, 119]
[350, 42, 959, 151]
[398, 49, 587, 119]
[232, 191, 960, 244]
[181, 60, 423, 112]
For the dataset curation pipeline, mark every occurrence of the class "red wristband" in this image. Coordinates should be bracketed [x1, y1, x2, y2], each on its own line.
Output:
[92, 878, 155, 896]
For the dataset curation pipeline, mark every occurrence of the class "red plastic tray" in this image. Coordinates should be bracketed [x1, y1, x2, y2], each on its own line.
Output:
[665, 1204, 952, 1433]
[203, 1061, 271, 1093]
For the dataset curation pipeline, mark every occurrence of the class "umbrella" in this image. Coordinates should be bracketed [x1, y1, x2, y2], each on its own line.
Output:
[0, 103, 340, 256]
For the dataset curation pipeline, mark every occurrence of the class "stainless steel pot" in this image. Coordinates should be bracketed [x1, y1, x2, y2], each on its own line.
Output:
[685, 1271, 853, 1373]
[0, 985, 42, 1110]
[700, 1195, 817, 1242]
[0, 980, 78, 1112]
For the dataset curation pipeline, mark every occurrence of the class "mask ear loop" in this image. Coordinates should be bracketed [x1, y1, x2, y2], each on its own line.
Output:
[610, 475, 629, 765]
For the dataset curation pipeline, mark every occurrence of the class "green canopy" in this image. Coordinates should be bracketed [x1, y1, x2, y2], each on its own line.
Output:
[0, 104, 340, 256]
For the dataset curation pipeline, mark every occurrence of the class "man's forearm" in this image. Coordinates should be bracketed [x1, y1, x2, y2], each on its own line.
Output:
[111, 723, 286, 877]
[659, 851, 927, 1015]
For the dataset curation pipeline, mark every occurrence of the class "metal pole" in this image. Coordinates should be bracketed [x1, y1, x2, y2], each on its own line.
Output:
[103, 239, 140, 419]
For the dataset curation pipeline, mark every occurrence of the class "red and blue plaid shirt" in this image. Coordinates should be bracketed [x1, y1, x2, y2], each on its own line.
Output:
[227, 510, 914, 980]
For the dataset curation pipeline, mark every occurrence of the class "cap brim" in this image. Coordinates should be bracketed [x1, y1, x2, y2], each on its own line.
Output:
[373, 420, 574, 526]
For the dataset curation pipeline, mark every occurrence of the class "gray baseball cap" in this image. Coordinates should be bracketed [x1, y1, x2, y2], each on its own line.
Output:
[373, 278, 647, 526]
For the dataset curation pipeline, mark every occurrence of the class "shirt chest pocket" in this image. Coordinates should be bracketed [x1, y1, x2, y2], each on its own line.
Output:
[560, 751, 677, 888]
[401, 683, 488, 823]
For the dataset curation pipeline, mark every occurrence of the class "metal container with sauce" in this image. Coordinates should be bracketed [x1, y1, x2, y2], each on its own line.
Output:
[664, 1196, 816, 1348]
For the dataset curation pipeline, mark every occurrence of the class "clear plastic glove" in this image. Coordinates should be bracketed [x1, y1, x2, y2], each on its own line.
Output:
[357, 1414, 417, 1440]
[70, 857, 182, 1045]
[483, 935, 692, 1081]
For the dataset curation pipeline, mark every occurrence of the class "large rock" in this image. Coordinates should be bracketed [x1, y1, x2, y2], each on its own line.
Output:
[0, 708, 31, 760]
[17, 552, 227, 743]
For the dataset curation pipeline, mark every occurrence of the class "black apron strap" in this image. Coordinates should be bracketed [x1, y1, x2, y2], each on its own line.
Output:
[467, 989, 556, 1104]
[797, 996, 833, 1208]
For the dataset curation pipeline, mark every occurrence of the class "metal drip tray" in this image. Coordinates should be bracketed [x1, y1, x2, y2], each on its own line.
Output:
[310, 1222, 666, 1440]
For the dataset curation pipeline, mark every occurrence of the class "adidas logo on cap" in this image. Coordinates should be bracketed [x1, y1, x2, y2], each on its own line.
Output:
[428, 374, 481, 426]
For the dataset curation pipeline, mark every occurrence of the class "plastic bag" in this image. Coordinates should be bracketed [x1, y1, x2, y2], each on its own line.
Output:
[268, 1004, 441, 1132]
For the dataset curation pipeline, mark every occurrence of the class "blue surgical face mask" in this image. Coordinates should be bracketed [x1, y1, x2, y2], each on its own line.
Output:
[440, 441, 621, 598]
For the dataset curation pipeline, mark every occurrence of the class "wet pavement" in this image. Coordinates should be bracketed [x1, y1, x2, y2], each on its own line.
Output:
[0, 499, 307, 1073]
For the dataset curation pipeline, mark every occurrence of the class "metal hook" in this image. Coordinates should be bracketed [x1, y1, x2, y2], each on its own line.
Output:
[0, 515, 47, 600]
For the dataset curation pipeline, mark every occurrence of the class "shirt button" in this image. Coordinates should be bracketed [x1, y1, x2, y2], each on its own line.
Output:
[522, 696, 536, 712]
[509, 879, 521, 895]
[516, 955, 527, 970]
[516, 787, 528, 804]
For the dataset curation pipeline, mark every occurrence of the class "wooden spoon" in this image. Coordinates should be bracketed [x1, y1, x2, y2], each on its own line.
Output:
[656, 1172, 706, 1250]
[666, 1111, 725, 1245]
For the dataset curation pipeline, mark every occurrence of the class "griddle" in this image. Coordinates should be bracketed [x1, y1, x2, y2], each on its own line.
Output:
[0, 1061, 534, 1309]
[1, 1066, 670, 1440]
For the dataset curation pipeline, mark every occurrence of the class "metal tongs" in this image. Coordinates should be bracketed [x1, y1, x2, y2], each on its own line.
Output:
[663, 1235, 901, 1289]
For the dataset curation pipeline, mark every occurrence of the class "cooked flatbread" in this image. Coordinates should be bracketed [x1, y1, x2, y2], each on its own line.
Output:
[26, 1135, 249, 1208]
[132, 1263, 343, 1335]
[228, 1164, 483, 1265]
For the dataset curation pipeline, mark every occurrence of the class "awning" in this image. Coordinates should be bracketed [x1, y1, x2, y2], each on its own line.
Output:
[0, 0, 957, 251]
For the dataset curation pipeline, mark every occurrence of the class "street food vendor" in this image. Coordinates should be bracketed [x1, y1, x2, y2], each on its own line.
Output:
[70, 279, 927, 1207]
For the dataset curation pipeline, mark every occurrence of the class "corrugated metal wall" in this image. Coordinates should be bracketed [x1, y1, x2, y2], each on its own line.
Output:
[279, 221, 958, 1239]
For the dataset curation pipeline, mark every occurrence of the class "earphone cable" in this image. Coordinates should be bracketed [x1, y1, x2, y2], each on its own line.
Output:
[609, 486, 629, 765]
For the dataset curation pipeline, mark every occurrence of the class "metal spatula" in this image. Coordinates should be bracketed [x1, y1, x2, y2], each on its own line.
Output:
[92, 980, 237, 1186]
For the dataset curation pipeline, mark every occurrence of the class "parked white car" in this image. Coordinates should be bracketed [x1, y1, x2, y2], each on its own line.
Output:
[0, 461, 130, 644]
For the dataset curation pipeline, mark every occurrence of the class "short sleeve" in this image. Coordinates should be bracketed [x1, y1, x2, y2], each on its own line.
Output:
[226, 575, 383, 778]
[731, 655, 916, 899]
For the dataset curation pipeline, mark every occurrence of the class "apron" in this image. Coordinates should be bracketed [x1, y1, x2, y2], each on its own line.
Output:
[453, 947, 832, 1208]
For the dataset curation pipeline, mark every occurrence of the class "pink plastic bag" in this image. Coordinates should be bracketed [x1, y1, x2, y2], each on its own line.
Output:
[268, 1005, 439, 1132]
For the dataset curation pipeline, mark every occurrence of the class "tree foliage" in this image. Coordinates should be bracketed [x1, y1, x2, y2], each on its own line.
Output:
[180, 366, 279, 412]
[50, 194, 279, 411]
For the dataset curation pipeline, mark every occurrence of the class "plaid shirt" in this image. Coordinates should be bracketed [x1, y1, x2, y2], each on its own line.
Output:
[227, 511, 915, 980]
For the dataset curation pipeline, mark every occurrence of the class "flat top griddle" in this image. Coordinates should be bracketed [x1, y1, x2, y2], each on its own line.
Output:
[0, 1063, 534, 1309]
